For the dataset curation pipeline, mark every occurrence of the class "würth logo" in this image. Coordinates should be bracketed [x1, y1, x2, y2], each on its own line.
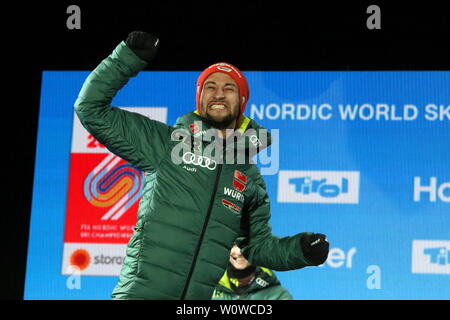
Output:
[234, 170, 247, 192]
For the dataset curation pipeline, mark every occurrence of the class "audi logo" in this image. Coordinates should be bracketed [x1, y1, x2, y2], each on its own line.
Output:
[182, 152, 217, 170]
[255, 277, 269, 287]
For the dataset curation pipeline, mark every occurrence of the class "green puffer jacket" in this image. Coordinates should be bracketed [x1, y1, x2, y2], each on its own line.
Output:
[74, 41, 314, 300]
[212, 267, 293, 300]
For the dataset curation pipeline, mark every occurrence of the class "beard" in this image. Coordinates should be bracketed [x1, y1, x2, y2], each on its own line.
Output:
[202, 103, 240, 130]
[203, 112, 235, 130]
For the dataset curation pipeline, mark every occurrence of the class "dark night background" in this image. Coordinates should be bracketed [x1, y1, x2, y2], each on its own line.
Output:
[4, 1, 449, 300]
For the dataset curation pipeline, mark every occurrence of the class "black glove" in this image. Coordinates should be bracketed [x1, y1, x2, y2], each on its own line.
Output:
[125, 31, 159, 62]
[300, 233, 329, 266]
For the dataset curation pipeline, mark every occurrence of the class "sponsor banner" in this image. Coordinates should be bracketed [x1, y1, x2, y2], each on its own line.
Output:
[62, 107, 167, 274]
[249, 103, 449, 122]
[277, 170, 360, 204]
[64, 153, 141, 243]
[26, 71, 450, 299]
[62, 243, 127, 276]
[412, 240, 450, 274]
[71, 107, 167, 153]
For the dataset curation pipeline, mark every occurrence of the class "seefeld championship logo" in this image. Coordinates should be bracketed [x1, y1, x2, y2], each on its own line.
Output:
[84, 153, 144, 221]
[62, 107, 167, 276]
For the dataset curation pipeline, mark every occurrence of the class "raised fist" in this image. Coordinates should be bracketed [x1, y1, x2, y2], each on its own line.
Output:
[125, 31, 159, 62]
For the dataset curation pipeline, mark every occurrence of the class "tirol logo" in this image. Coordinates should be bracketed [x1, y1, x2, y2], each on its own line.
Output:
[277, 171, 360, 203]
[222, 199, 242, 214]
[412, 240, 450, 274]
[233, 170, 247, 192]
[424, 247, 450, 265]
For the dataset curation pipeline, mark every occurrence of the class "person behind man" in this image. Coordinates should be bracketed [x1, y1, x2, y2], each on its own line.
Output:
[74, 31, 330, 300]
[212, 245, 294, 300]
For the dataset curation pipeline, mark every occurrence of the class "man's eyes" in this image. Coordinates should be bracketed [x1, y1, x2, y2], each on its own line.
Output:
[206, 86, 235, 91]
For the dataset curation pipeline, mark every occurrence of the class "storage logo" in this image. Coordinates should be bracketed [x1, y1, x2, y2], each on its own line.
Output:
[62, 243, 127, 276]
[412, 240, 450, 274]
[277, 171, 360, 204]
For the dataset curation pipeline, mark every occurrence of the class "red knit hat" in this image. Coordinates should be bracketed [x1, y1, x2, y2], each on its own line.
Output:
[196, 62, 249, 114]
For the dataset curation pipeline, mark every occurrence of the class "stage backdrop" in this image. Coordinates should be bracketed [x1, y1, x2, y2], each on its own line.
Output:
[25, 70, 449, 299]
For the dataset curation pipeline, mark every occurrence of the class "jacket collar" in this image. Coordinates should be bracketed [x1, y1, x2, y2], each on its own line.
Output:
[173, 111, 272, 155]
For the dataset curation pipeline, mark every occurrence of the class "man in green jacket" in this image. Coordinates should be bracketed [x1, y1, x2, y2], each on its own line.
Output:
[212, 245, 293, 300]
[74, 31, 329, 300]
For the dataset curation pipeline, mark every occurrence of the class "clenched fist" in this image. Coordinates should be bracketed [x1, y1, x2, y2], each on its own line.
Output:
[125, 31, 159, 62]
[300, 233, 329, 266]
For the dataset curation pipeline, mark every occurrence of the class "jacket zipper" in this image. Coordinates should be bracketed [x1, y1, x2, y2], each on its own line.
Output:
[180, 163, 223, 299]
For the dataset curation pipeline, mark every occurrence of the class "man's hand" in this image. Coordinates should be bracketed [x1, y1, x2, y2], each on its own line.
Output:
[300, 233, 329, 266]
[125, 31, 159, 62]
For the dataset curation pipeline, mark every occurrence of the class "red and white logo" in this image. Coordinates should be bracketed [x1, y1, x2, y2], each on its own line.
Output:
[233, 170, 247, 192]
[189, 122, 199, 133]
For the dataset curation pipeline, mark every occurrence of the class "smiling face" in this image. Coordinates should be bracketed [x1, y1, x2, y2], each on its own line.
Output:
[199, 72, 240, 130]
[229, 245, 251, 270]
